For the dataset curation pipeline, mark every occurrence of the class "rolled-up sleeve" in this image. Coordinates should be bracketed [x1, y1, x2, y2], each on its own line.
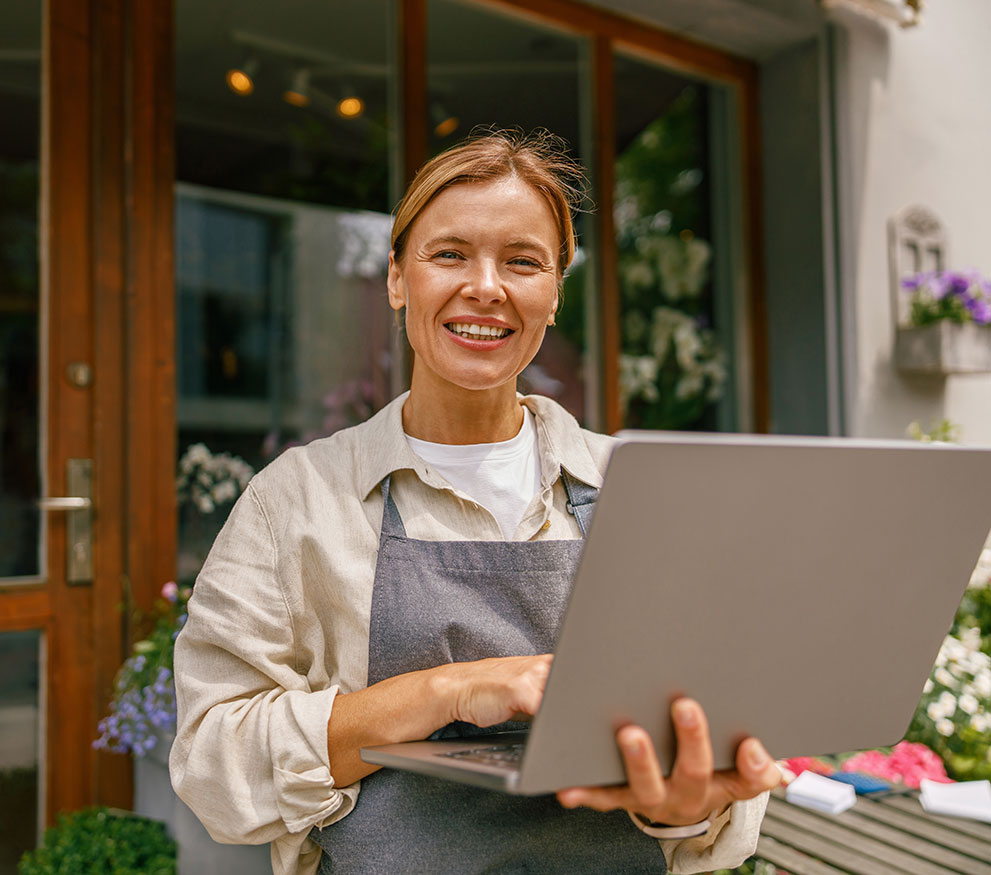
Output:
[170, 484, 359, 848]
[661, 793, 769, 873]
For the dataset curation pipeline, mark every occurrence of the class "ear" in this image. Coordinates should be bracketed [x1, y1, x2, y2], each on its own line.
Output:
[547, 288, 559, 325]
[387, 251, 406, 312]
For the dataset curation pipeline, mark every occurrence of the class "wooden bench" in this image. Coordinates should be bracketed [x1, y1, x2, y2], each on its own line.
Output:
[754, 786, 991, 874]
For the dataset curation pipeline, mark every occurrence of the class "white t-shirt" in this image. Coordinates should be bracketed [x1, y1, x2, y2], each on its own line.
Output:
[405, 407, 541, 539]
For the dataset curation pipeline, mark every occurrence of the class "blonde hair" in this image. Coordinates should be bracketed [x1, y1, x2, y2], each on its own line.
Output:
[391, 128, 588, 278]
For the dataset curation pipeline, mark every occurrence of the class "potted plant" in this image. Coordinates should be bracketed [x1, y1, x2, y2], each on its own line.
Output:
[896, 269, 991, 374]
[18, 807, 176, 874]
[94, 444, 270, 874]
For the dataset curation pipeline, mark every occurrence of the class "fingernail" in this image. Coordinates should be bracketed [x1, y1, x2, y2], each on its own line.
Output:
[748, 743, 768, 769]
[622, 731, 645, 755]
[674, 701, 698, 728]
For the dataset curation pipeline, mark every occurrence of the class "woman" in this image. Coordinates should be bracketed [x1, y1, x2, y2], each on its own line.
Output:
[171, 130, 779, 874]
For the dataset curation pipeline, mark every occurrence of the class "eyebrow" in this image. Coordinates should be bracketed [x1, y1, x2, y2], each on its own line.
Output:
[505, 239, 554, 259]
[422, 235, 470, 249]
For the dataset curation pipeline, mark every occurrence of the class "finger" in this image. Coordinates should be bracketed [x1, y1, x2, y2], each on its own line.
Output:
[712, 738, 782, 804]
[666, 698, 713, 816]
[617, 725, 668, 812]
[557, 785, 634, 813]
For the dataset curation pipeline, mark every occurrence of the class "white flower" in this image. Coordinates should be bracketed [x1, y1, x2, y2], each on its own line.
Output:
[923, 678, 934, 694]
[618, 355, 660, 410]
[934, 667, 955, 687]
[936, 718, 955, 737]
[675, 372, 704, 401]
[960, 626, 982, 651]
[970, 712, 991, 733]
[959, 693, 979, 715]
[927, 701, 951, 722]
[973, 670, 991, 698]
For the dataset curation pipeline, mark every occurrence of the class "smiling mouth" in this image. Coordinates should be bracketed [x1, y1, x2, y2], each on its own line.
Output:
[445, 322, 514, 340]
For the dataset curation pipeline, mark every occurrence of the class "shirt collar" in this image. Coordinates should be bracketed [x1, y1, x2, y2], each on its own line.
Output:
[520, 394, 604, 491]
[355, 391, 603, 500]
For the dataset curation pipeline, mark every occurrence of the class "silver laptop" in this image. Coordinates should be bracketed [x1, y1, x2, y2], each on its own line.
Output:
[361, 432, 991, 795]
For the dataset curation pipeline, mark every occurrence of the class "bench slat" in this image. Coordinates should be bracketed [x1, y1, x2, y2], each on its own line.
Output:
[755, 834, 850, 875]
[851, 795, 991, 860]
[761, 813, 926, 875]
[880, 794, 991, 841]
[763, 800, 962, 875]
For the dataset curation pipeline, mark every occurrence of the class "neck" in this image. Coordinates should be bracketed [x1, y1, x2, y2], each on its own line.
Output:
[403, 367, 524, 445]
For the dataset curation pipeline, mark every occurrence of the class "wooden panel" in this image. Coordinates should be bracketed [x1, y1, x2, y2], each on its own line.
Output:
[482, 0, 752, 84]
[0, 588, 52, 630]
[46, 0, 98, 820]
[591, 36, 620, 434]
[123, 0, 176, 617]
[738, 71, 769, 432]
[400, 0, 428, 185]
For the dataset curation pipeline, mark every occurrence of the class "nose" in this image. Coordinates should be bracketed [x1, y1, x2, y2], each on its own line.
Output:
[462, 257, 506, 305]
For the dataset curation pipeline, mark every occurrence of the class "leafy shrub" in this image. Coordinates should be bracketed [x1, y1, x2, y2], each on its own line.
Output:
[18, 807, 175, 875]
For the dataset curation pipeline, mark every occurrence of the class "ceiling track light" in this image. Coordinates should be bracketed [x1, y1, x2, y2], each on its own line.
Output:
[225, 57, 259, 96]
[336, 89, 365, 119]
[283, 68, 311, 107]
[430, 102, 459, 138]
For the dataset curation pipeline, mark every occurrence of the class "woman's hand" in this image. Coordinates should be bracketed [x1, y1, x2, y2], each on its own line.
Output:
[328, 654, 552, 786]
[556, 698, 781, 827]
[440, 654, 553, 728]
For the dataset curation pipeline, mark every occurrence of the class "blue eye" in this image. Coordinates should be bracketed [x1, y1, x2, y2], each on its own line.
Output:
[435, 250, 461, 260]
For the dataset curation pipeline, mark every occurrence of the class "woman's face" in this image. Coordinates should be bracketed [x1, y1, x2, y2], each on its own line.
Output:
[388, 175, 561, 396]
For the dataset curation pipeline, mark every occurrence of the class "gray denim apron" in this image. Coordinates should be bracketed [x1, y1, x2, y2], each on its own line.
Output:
[310, 471, 667, 874]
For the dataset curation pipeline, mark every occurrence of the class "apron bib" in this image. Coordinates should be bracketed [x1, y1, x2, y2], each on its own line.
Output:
[310, 472, 668, 874]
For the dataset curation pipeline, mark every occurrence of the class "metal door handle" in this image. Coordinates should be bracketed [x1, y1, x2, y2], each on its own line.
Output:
[39, 459, 93, 585]
[38, 496, 93, 510]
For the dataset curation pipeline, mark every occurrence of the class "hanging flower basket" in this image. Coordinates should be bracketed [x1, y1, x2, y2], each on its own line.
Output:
[896, 321, 991, 374]
[896, 270, 991, 375]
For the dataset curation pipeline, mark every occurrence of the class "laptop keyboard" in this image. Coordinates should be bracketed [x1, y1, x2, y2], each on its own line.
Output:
[438, 742, 526, 770]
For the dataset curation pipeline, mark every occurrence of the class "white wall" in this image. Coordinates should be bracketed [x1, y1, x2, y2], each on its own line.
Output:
[832, 0, 991, 443]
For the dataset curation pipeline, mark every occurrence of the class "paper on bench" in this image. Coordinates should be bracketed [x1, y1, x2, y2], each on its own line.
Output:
[785, 770, 856, 815]
[920, 779, 991, 823]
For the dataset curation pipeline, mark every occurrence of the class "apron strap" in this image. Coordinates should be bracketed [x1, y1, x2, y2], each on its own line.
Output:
[560, 469, 599, 538]
[380, 474, 408, 539]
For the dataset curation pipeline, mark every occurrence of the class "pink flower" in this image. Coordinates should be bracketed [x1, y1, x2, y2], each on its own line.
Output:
[841, 741, 952, 789]
[161, 581, 179, 603]
[784, 756, 834, 778]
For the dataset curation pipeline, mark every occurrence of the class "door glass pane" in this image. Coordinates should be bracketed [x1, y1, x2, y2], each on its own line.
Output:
[175, 0, 396, 577]
[0, 630, 42, 871]
[427, 0, 595, 425]
[614, 54, 734, 432]
[0, 2, 42, 579]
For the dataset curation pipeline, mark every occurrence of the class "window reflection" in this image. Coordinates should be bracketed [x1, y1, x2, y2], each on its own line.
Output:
[0, 2, 41, 579]
[0, 630, 41, 869]
[176, 0, 396, 577]
[614, 56, 726, 431]
[427, 0, 593, 424]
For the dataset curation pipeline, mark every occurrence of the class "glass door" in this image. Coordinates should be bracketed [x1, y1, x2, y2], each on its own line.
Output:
[0, 0, 47, 873]
[0, 2, 46, 868]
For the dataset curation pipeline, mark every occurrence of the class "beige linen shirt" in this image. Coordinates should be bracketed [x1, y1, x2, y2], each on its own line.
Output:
[171, 392, 767, 875]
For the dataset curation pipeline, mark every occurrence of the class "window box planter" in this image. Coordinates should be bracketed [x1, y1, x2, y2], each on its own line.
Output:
[895, 322, 991, 375]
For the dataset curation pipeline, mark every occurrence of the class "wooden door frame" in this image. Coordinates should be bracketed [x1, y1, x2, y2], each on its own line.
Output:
[402, 0, 769, 433]
[41, 0, 175, 818]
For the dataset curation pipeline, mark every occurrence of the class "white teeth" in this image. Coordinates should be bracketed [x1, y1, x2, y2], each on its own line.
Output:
[448, 323, 510, 339]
